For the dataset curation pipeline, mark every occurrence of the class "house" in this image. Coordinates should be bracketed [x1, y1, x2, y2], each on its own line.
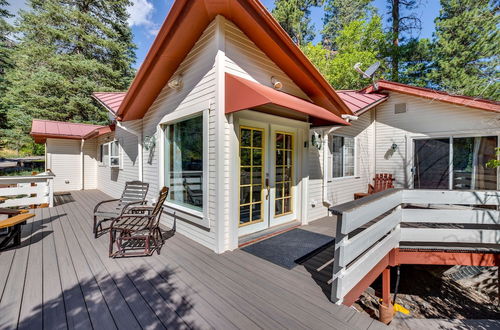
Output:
[30, 0, 500, 254]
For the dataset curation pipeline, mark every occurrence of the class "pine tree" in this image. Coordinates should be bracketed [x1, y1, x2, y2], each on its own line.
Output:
[302, 15, 386, 89]
[322, 0, 373, 50]
[0, 0, 13, 129]
[272, 0, 322, 46]
[430, 0, 499, 100]
[1, 0, 136, 152]
[385, 0, 422, 81]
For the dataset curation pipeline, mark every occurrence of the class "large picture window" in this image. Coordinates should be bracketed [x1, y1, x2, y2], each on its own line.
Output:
[165, 115, 204, 211]
[331, 135, 355, 178]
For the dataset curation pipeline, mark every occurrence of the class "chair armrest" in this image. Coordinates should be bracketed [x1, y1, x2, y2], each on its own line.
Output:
[94, 199, 120, 213]
[367, 184, 375, 194]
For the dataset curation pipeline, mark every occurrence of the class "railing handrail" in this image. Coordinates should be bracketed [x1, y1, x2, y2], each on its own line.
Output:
[329, 189, 500, 304]
[0, 172, 55, 208]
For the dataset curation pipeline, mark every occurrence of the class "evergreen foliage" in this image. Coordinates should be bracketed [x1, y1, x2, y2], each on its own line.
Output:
[430, 0, 499, 100]
[272, 0, 322, 46]
[0, 0, 13, 129]
[1, 0, 136, 153]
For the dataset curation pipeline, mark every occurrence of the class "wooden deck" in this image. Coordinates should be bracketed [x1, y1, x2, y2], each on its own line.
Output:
[0, 190, 385, 330]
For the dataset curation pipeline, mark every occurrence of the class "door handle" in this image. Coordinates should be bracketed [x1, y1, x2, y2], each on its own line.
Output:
[265, 177, 270, 200]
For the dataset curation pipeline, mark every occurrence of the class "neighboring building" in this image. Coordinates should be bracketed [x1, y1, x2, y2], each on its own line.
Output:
[30, 0, 500, 254]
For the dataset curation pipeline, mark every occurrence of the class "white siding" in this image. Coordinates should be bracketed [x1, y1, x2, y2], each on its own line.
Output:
[374, 91, 500, 188]
[82, 139, 97, 189]
[46, 139, 82, 192]
[307, 112, 375, 220]
[95, 124, 140, 198]
[224, 20, 309, 100]
[136, 20, 218, 250]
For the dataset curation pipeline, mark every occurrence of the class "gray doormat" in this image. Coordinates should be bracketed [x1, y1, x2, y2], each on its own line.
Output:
[241, 228, 334, 269]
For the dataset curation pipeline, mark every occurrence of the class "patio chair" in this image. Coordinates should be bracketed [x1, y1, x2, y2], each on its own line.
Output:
[108, 186, 169, 258]
[354, 173, 395, 200]
[93, 181, 149, 238]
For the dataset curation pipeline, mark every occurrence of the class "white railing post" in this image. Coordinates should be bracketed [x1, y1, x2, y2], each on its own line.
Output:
[48, 176, 54, 207]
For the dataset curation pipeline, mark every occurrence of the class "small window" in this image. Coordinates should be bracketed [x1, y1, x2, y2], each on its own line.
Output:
[109, 141, 120, 167]
[331, 135, 355, 178]
[99, 141, 119, 167]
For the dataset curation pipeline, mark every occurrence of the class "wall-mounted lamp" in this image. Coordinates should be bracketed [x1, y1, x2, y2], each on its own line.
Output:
[311, 132, 322, 150]
[144, 135, 156, 151]
[271, 76, 283, 90]
[168, 75, 183, 89]
[391, 143, 398, 151]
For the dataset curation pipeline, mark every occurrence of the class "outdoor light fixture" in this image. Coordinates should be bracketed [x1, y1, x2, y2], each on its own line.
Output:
[144, 135, 156, 151]
[391, 143, 398, 151]
[271, 76, 283, 90]
[168, 75, 182, 89]
[311, 132, 322, 150]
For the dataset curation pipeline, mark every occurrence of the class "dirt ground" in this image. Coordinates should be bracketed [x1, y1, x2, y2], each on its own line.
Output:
[354, 265, 499, 320]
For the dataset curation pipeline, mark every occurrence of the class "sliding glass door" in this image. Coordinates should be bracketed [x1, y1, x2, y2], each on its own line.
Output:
[414, 136, 498, 190]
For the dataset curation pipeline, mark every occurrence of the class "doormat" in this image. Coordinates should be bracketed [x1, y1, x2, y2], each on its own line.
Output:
[241, 228, 334, 269]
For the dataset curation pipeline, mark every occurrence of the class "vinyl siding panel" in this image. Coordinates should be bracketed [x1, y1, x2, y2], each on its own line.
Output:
[307, 112, 375, 220]
[140, 20, 218, 250]
[82, 139, 97, 189]
[224, 20, 309, 100]
[46, 139, 82, 192]
[374, 91, 500, 188]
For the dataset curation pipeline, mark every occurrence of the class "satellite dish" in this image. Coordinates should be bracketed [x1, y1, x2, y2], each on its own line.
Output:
[354, 62, 380, 79]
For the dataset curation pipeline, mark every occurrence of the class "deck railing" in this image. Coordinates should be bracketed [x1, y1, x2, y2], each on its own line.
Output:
[329, 189, 500, 304]
[0, 171, 55, 208]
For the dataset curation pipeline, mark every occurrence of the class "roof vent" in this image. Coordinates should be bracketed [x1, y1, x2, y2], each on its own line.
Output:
[394, 103, 407, 114]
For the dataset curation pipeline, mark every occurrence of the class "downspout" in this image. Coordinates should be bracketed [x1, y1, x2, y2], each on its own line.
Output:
[81, 139, 84, 190]
[322, 114, 359, 208]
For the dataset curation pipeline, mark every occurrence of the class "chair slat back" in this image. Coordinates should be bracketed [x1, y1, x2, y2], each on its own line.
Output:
[372, 173, 394, 193]
[148, 187, 169, 229]
[118, 181, 149, 206]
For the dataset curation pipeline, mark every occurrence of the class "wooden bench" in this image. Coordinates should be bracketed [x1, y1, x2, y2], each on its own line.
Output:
[354, 173, 395, 200]
[0, 210, 34, 250]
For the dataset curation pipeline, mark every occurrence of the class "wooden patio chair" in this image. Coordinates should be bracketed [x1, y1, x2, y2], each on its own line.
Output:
[93, 181, 149, 238]
[108, 187, 169, 258]
[354, 173, 395, 200]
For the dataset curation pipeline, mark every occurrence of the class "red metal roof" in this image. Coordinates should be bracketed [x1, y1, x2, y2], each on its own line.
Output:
[226, 74, 349, 126]
[92, 92, 126, 115]
[337, 90, 388, 114]
[30, 119, 112, 143]
[363, 80, 500, 113]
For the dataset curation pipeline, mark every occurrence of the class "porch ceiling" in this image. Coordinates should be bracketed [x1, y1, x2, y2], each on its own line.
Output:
[225, 74, 350, 126]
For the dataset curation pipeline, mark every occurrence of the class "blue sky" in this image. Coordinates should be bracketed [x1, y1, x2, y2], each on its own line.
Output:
[7, 0, 441, 69]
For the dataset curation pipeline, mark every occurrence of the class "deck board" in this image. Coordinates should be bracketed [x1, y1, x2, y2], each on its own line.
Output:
[0, 189, 383, 330]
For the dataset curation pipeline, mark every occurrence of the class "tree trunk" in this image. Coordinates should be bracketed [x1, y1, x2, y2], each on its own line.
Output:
[391, 0, 399, 82]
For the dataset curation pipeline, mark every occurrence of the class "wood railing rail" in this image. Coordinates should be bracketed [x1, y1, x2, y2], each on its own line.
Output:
[329, 189, 500, 304]
[0, 171, 55, 208]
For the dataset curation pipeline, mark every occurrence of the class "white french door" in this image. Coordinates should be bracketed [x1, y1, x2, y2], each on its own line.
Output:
[238, 122, 298, 236]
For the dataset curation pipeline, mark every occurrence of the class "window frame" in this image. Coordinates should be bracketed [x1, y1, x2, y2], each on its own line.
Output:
[330, 134, 356, 180]
[162, 111, 208, 218]
[98, 140, 121, 168]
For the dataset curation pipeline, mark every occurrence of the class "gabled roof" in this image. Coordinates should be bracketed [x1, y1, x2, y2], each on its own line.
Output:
[30, 119, 114, 143]
[363, 80, 500, 113]
[116, 0, 352, 121]
[92, 92, 126, 115]
[337, 90, 388, 115]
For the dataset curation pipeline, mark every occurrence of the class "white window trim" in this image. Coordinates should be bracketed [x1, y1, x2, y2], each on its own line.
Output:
[159, 109, 210, 228]
[98, 140, 122, 169]
[330, 134, 357, 179]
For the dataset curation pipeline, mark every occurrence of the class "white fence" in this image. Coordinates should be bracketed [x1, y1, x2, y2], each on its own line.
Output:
[329, 189, 500, 304]
[0, 172, 55, 208]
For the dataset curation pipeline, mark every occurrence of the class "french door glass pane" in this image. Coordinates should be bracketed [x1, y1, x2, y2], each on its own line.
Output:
[453, 136, 498, 190]
[275, 132, 293, 216]
[414, 138, 450, 189]
[239, 127, 264, 226]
